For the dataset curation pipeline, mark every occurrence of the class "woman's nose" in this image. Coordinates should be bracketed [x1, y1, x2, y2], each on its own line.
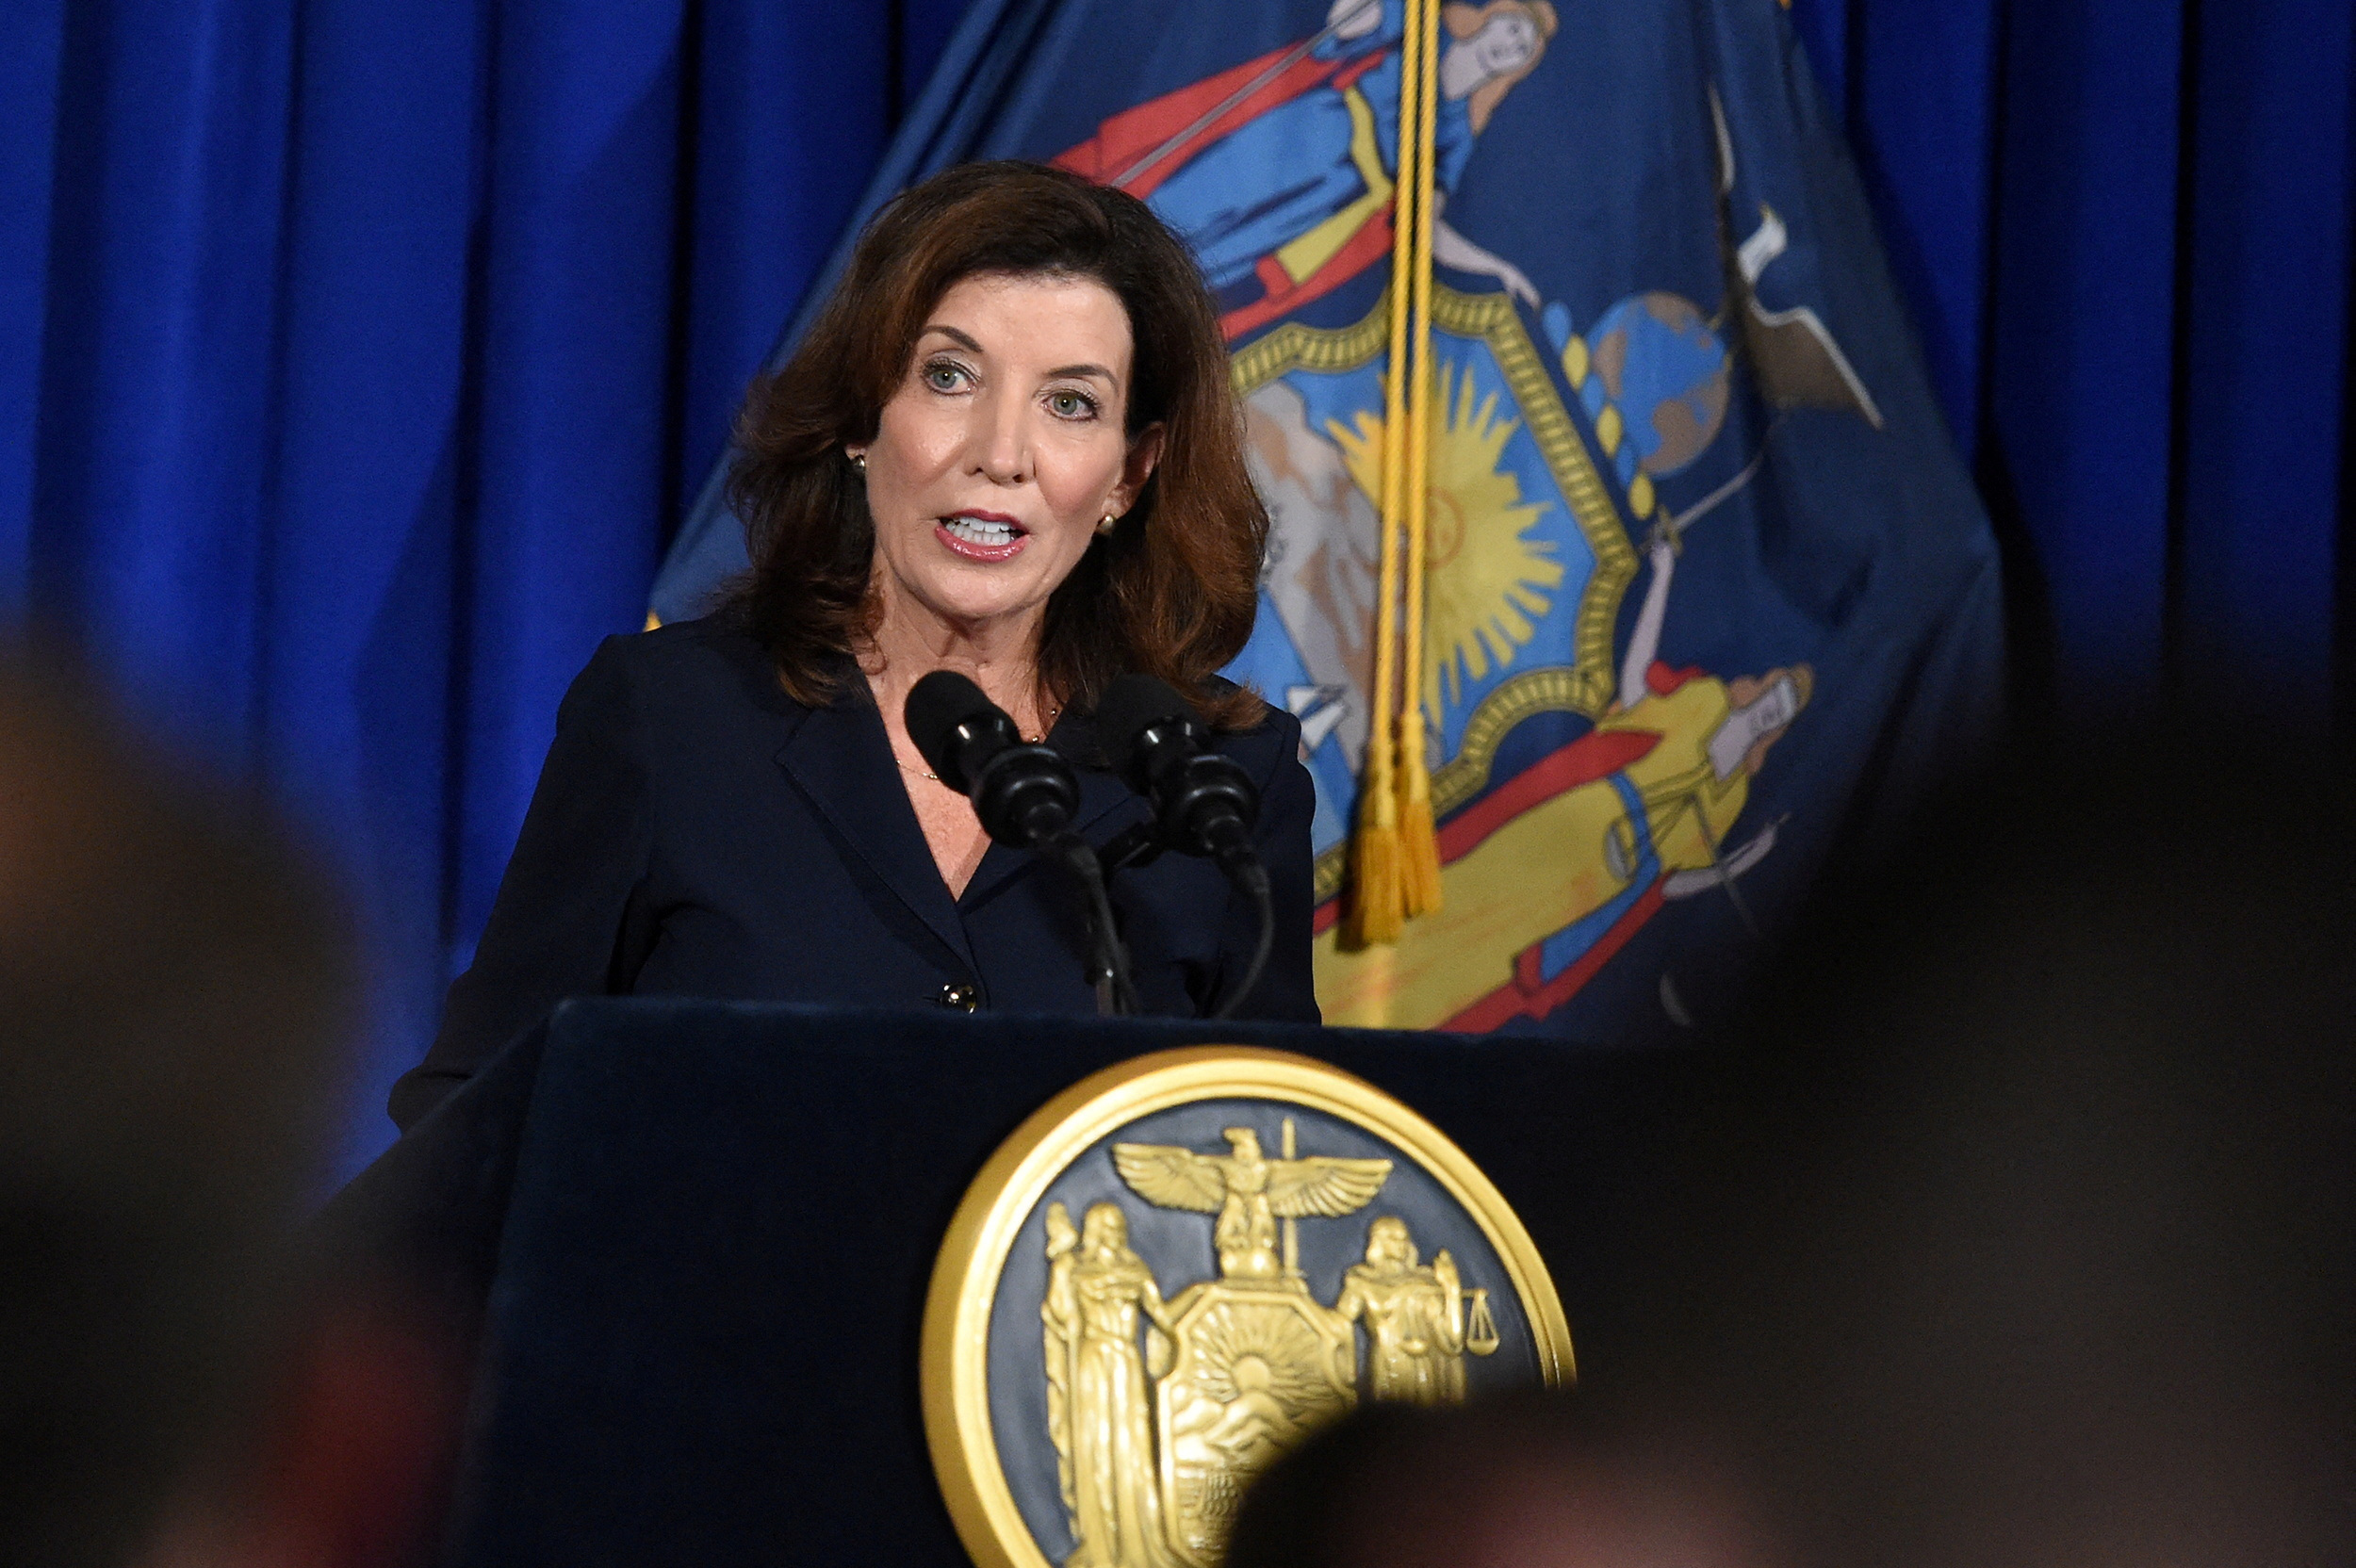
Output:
[970, 391, 1032, 484]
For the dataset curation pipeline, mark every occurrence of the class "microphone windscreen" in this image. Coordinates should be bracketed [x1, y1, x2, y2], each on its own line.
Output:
[905, 669, 998, 779]
[1096, 673, 1200, 761]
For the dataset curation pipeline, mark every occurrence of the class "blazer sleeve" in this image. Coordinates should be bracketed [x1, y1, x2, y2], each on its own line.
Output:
[1219, 709, 1322, 1023]
[386, 637, 656, 1131]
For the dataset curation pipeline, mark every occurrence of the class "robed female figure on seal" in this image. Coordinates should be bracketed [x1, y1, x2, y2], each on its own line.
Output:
[1043, 1202, 1185, 1568]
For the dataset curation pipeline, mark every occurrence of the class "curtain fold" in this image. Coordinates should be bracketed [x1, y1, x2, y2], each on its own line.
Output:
[0, 1, 952, 1174]
[1798, 0, 2355, 718]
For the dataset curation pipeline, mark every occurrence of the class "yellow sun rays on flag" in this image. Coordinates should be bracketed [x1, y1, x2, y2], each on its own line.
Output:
[1329, 355, 1564, 721]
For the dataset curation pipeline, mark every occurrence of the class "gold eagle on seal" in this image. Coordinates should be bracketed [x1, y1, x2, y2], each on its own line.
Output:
[1112, 1129, 1393, 1280]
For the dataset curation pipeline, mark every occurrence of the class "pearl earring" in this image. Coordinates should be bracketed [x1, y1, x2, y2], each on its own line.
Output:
[849, 449, 867, 471]
[1096, 513, 1118, 535]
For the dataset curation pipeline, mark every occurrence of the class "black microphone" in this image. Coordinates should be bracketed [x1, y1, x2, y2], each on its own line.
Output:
[1096, 674, 1261, 877]
[904, 670, 1080, 848]
[1096, 674, 1272, 1019]
[904, 671, 1137, 1015]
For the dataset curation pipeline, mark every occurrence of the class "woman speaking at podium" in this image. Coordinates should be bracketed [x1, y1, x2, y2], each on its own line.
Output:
[388, 163, 1317, 1132]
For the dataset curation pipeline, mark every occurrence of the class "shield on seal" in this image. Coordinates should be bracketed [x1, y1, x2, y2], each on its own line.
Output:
[1152, 1278, 1358, 1561]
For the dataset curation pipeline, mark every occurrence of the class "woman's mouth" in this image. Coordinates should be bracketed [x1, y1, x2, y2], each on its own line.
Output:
[936, 513, 1030, 562]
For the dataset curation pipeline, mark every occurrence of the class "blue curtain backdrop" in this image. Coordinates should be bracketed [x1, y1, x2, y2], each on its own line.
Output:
[0, 0, 968, 1175]
[1790, 0, 2356, 720]
[0, 0, 2348, 1172]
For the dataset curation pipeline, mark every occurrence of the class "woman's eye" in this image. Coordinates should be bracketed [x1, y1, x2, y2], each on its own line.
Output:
[924, 361, 969, 392]
[1048, 391, 1098, 419]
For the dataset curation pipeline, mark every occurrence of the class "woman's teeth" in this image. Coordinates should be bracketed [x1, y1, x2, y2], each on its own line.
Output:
[943, 516, 1022, 547]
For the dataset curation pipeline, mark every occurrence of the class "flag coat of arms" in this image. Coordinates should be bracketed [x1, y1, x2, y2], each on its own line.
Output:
[652, 0, 2002, 1043]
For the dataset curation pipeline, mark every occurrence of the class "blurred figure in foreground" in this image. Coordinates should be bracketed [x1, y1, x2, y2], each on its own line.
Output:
[1233, 725, 2355, 1568]
[1227, 1394, 1764, 1568]
[0, 652, 456, 1568]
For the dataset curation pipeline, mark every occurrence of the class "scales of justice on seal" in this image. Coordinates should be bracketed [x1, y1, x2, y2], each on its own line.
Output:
[924, 1048, 1574, 1568]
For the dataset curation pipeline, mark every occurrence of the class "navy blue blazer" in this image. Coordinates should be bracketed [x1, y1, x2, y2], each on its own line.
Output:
[387, 618, 1319, 1129]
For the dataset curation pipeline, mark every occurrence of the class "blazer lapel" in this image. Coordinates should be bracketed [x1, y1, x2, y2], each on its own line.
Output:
[775, 694, 976, 970]
[960, 708, 1150, 907]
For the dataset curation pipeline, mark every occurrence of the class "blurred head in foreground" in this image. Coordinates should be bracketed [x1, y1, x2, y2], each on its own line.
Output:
[1226, 1394, 1762, 1568]
[0, 652, 450, 1566]
[1232, 725, 2354, 1568]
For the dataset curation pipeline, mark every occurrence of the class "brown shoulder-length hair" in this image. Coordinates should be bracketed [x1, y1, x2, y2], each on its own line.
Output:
[722, 160, 1268, 730]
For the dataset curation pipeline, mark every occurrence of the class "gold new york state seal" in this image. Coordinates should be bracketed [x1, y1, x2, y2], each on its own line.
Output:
[923, 1048, 1573, 1568]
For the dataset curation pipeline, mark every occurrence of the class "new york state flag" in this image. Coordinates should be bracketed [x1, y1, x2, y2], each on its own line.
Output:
[652, 0, 2003, 1044]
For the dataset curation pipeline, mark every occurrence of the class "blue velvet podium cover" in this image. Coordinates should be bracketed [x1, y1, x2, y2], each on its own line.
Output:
[335, 1000, 1696, 1567]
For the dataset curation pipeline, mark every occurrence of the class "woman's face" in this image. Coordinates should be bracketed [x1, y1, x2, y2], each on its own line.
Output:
[858, 270, 1162, 645]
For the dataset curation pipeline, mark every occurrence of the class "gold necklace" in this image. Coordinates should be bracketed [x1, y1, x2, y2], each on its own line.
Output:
[896, 706, 1060, 783]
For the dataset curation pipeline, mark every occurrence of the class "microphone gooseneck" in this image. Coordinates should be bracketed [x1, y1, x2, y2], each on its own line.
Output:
[903, 671, 1137, 1015]
[1095, 674, 1273, 1019]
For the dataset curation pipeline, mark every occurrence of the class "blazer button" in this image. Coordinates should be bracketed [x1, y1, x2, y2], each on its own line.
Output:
[939, 982, 980, 1012]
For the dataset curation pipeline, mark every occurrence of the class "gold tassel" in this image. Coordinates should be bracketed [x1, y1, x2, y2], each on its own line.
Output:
[1397, 725, 1441, 914]
[1396, 776, 1440, 914]
[1346, 808, 1403, 948]
[1394, 0, 1444, 918]
[1342, 0, 1425, 952]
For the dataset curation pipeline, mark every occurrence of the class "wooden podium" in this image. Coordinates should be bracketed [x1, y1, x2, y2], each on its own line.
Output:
[329, 1000, 1696, 1566]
